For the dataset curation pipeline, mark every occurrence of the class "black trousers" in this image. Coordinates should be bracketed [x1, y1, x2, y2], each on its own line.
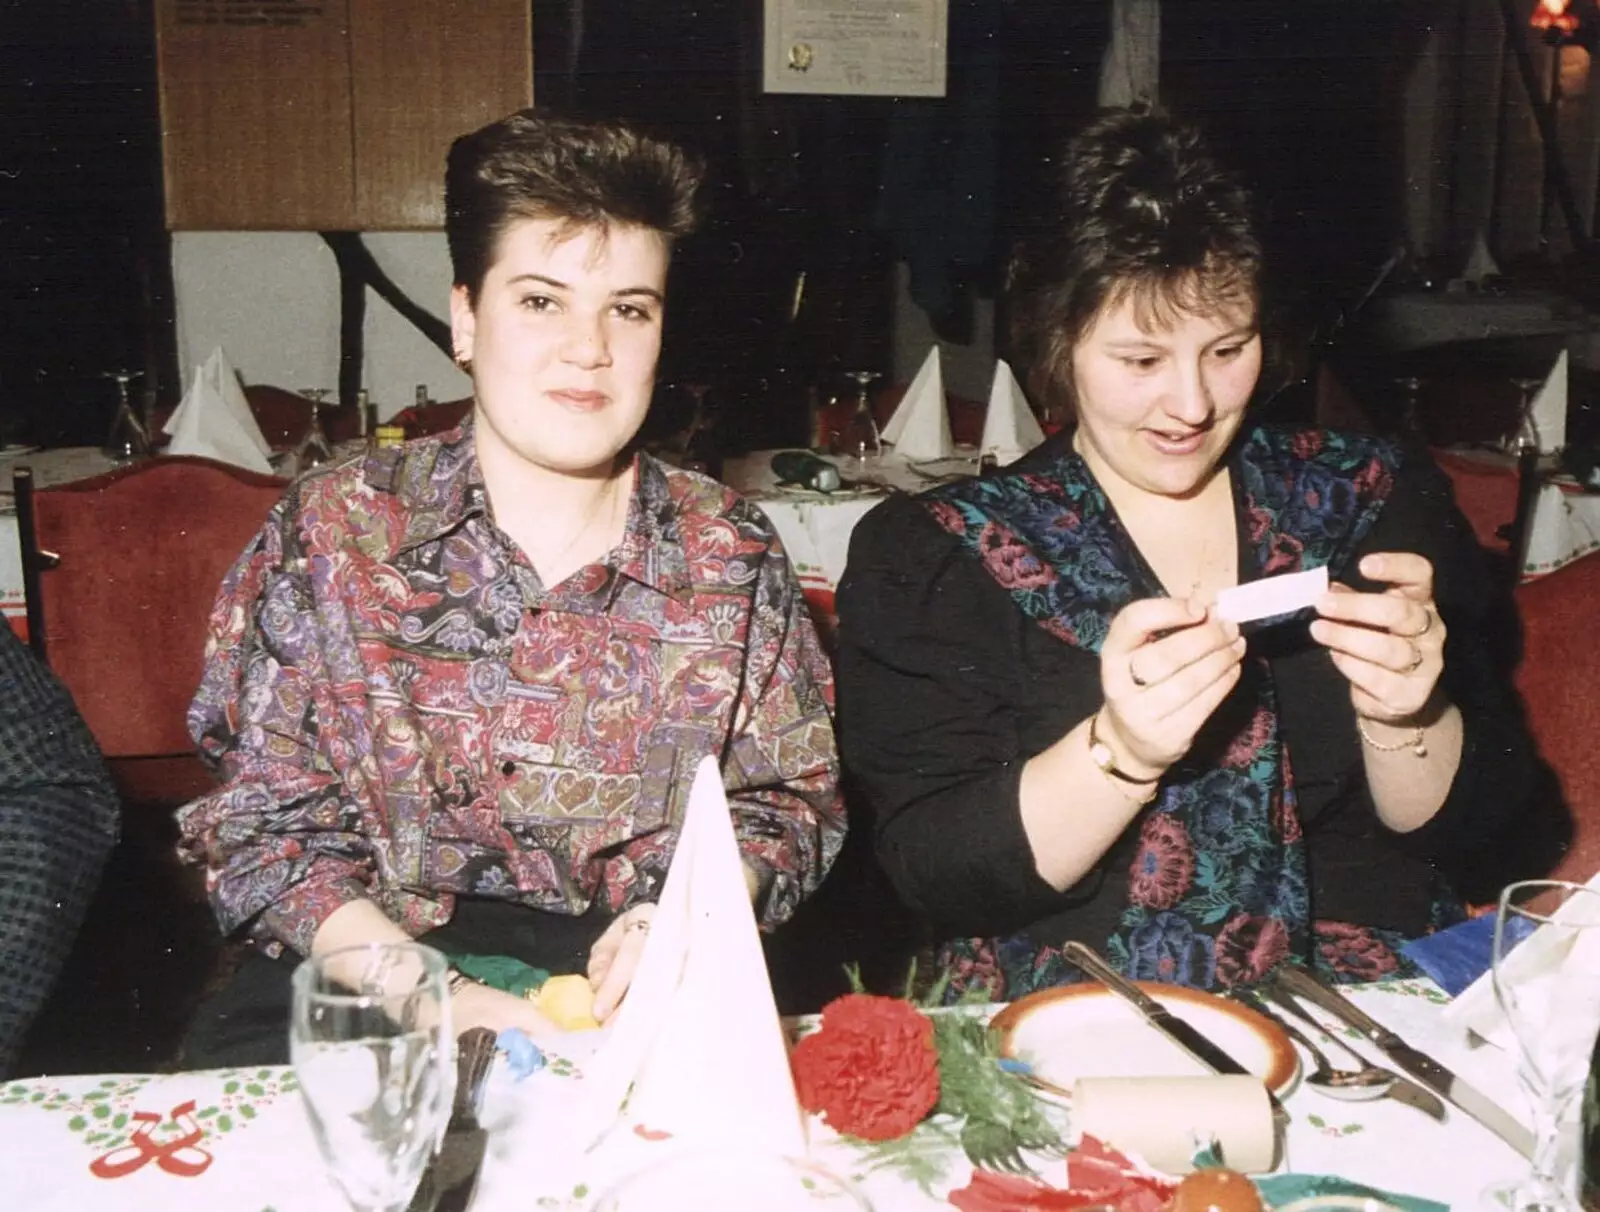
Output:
[182, 898, 613, 1069]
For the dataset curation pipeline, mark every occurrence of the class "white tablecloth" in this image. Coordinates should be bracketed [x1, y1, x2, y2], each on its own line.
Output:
[0, 980, 1535, 1211]
[723, 448, 983, 605]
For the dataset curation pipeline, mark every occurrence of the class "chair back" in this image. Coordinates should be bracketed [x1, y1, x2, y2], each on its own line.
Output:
[1514, 553, 1600, 884]
[14, 456, 287, 762]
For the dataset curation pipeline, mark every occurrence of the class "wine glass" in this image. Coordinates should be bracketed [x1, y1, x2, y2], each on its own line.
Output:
[101, 370, 151, 461]
[1491, 879, 1600, 1212]
[838, 370, 882, 465]
[290, 942, 456, 1212]
[295, 387, 336, 471]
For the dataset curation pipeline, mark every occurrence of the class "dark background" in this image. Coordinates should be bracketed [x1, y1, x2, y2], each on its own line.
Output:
[0, 0, 1434, 448]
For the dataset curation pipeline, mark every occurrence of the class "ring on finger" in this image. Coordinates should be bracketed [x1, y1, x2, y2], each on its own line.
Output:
[1403, 639, 1424, 675]
[1404, 608, 1435, 639]
[1128, 657, 1150, 689]
[625, 918, 651, 935]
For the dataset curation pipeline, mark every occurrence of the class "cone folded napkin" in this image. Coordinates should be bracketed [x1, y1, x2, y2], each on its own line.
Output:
[979, 360, 1046, 466]
[569, 756, 807, 1158]
[880, 347, 953, 459]
[163, 348, 274, 474]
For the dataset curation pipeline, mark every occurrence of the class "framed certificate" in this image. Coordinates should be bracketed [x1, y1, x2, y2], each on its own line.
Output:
[763, 0, 947, 97]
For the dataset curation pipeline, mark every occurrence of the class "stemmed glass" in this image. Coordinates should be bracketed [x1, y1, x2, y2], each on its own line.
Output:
[295, 387, 336, 471]
[838, 370, 882, 465]
[1491, 879, 1600, 1212]
[290, 942, 456, 1212]
[101, 369, 151, 461]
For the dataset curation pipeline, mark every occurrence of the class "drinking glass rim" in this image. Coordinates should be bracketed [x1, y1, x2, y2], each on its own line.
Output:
[1497, 878, 1600, 929]
[290, 940, 450, 1007]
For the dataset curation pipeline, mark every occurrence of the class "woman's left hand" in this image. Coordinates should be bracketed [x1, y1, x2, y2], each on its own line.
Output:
[1310, 552, 1445, 724]
[586, 903, 656, 1023]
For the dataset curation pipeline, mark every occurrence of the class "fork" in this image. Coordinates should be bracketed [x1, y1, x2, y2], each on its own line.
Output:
[960, 1117, 1032, 1175]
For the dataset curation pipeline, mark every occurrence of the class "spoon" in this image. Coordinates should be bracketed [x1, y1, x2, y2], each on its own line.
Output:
[1232, 987, 1395, 1100]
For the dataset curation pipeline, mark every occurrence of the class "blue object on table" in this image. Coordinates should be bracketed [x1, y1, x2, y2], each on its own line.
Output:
[1400, 912, 1538, 997]
[496, 1028, 547, 1081]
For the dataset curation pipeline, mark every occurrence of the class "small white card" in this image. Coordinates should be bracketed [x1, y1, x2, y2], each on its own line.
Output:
[1213, 566, 1329, 625]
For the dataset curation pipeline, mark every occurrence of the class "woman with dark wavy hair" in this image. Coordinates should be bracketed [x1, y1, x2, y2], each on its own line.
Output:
[835, 106, 1558, 1000]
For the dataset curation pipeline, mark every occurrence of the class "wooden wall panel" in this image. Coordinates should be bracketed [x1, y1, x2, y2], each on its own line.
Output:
[155, 0, 356, 230]
[348, 0, 533, 230]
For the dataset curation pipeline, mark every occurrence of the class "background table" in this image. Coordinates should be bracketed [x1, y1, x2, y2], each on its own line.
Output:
[0, 980, 1536, 1211]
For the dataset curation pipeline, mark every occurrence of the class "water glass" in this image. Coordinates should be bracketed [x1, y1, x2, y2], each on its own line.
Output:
[1492, 879, 1600, 1212]
[290, 942, 455, 1212]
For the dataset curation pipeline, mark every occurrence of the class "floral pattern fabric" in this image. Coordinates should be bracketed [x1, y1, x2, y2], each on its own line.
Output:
[922, 426, 1414, 996]
[177, 421, 844, 956]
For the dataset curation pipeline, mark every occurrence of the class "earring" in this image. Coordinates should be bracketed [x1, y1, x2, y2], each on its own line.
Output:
[453, 350, 472, 375]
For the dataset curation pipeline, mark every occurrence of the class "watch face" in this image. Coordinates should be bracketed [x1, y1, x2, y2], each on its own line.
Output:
[1088, 740, 1113, 773]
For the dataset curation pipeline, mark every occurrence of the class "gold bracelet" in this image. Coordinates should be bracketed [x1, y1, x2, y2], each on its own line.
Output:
[1087, 712, 1162, 804]
[1356, 717, 1428, 758]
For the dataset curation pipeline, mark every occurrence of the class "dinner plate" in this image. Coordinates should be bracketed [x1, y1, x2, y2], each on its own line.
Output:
[991, 981, 1300, 1099]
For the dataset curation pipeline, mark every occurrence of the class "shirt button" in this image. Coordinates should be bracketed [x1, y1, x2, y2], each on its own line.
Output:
[501, 760, 516, 776]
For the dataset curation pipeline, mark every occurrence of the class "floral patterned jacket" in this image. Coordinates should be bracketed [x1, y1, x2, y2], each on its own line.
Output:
[177, 423, 844, 956]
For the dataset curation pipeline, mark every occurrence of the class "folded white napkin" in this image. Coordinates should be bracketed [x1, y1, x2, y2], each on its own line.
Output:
[165, 348, 273, 460]
[164, 354, 274, 474]
[979, 359, 1046, 466]
[1446, 872, 1600, 1051]
[1526, 350, 1568, 454]
[880, 347, 953, 460]
[570, 756, 806, 1157]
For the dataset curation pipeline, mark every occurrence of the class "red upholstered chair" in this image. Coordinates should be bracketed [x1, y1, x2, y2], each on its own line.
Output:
[14, 456, 288, 804]
[1513, 553, 1600, 885]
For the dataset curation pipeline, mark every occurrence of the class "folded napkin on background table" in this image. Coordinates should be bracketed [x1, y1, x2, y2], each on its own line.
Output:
[164, 348, 273, 473]
[881, 346, 954, 459]
[979, 360, 1046, 467]
[1526, 350, 1568, 455]
[568, 755, 806, 1157]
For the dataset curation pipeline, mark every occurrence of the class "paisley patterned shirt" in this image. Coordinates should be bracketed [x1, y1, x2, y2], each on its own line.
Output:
[177, 422, 844, 957]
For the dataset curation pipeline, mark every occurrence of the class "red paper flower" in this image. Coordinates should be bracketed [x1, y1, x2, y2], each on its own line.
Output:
[946, 1137, 1176, 1212]
[789, 993, 941, 1141]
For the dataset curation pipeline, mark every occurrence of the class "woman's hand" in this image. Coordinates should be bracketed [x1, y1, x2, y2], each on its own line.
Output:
[1310, 552, 1444, 724]
[450, 980, 558, 1038]
[586, 903, 656, 1023]
[1099, 596, 1247, 775]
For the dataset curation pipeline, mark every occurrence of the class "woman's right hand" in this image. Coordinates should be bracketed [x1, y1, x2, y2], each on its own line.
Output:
[1098, 597, 1246, 776]
[450, 980, 559, 1039]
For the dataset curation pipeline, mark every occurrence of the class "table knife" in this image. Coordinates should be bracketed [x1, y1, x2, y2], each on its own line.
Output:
[1237, 984, 1447, 1121]
[1062, 941, 1290, 1140]
[1271, 965, 1534, 1158]
[408, 1027, 497, 1212]
[1065, 942, 1257, 1077]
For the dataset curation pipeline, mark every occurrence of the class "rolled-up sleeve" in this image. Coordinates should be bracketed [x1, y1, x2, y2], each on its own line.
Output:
[177, 503, 383, 956]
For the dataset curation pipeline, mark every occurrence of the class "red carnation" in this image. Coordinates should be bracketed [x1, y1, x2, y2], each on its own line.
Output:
[789, 993, 940, 1141]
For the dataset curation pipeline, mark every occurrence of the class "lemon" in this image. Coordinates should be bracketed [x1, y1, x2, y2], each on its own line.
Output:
[535, 973, 601, 1031]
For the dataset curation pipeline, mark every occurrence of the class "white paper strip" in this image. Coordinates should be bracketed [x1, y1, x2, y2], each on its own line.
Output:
[1213, 566, 1329, 625]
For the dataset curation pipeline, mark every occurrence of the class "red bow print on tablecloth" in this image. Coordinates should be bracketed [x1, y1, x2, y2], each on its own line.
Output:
[89, 1099, 213, 1179]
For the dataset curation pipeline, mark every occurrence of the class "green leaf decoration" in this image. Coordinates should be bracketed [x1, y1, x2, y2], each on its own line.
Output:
[842, 1122, 957, 1195]
[223, 1081, 240, 1095]
[92, 1103, 111, 1120]
[241, 1105, 258, 1120]
[68, 1115, 86, 1132]
[573, 1184, 589, 1199]
[218, 1114, 234, 1132]
[246, 1083, 265, 1097]
[1308, 1114, 1326, 1128]
[198, 1106, 218, 1119]
[112, 1113, 128, 1129]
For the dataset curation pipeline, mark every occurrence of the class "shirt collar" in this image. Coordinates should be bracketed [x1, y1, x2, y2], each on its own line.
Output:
[614, 452, 693, 601]
[369, 421, 693, 601]
[364, 417, 487, 555]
